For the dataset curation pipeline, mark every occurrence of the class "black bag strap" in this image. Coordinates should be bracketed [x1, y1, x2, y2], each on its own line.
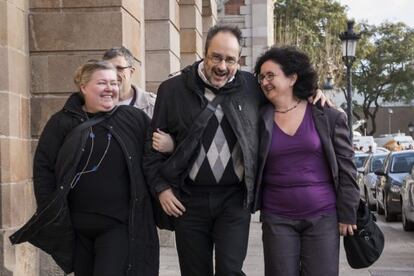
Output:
[64, 106, 118, 142]
[159, 93, 227, 183]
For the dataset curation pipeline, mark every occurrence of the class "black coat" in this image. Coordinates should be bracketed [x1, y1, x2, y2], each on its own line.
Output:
[9, 93, 159, 275]
[143, 61, 265, 209]
[253, 103, 360, 224]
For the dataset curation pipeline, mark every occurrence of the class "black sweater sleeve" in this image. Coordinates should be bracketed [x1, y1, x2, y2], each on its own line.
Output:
[143, 80, 174, 197]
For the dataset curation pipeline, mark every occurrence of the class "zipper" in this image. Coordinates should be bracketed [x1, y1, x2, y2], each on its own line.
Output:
[107, 126, 137, 271]
[11, 188, 64, 242]
[106, 128, 136, 232]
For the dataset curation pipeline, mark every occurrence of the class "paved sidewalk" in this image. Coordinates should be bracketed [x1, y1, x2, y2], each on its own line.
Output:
[160, 213, 414, 276]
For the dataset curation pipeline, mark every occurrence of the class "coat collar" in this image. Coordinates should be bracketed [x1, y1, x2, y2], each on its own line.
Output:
[261, 103, 275, 134]
[182, 60, 244, 98]
[63, 92, 118, 118]
[311, 104, 330, 139]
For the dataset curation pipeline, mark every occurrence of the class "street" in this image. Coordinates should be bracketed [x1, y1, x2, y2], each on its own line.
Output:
[160, 213, 414, 276]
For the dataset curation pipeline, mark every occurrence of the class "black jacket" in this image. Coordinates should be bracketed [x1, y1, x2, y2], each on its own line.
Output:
[253, 103, 360, 224]
[9, 93, 159, 275]
[143, 61, 265, 209]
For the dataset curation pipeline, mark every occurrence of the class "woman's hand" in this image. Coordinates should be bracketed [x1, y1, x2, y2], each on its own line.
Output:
[152, 129, 175, 153]
[338, 223, 357, 236]
[308, 89, 334, 107]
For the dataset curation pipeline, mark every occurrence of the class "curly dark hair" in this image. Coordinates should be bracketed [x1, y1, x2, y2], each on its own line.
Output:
[254, 46, 318, 99]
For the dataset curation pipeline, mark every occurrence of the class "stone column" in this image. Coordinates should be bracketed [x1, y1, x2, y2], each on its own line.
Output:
[30, 1, 146, 131]
[0, 1, 38, 276]
[179, 0, 203, 67]
[202, 0, 218, 47]
[145, 0, 181, 93]
[250, 0, 274, 69]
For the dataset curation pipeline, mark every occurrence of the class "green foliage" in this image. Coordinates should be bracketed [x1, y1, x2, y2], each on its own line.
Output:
[274, 0, 347, 85]
[353, 22, 414, 134]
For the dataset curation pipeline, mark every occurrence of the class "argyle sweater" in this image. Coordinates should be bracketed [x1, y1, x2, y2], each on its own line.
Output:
[187, 87, 244, 186]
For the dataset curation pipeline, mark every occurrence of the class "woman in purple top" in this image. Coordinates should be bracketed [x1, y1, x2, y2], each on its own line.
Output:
[252, 46, 360, 276]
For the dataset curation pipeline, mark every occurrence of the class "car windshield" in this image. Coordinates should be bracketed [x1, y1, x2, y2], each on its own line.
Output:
[354, 155, 369, 168]
[370, 155, 386, 172]
[390, 154, 414, 173]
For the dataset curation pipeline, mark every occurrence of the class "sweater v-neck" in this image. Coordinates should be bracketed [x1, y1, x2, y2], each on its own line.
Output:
[274, 103, 309, 137]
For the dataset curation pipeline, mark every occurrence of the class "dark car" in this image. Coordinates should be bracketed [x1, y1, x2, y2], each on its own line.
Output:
[401, 164, 414, 231]
[357, 152, 388, 210]
[375, 150, 414, 221]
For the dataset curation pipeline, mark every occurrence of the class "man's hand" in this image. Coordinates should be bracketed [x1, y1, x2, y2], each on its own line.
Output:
[338, 223, 357, 236]
[158, 188, 186, 217]
[308, 89, 334, 107]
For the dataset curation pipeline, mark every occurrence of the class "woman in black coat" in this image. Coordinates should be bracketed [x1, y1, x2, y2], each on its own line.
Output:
[10, 60, 159, 276]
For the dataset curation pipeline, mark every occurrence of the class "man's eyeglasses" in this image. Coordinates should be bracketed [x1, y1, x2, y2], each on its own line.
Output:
[115, 65, 132, 71]
[257, 73, 276, 84]
[208, 54, 238, 66]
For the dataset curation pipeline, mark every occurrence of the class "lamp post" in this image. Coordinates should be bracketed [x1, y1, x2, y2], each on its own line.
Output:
[340, 20, 360, 141]
[408, 122, 414, 138]
[388, 108, 393, 134]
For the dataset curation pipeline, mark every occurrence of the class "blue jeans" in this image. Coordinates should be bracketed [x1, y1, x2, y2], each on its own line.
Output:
[261, 212, 339, 276]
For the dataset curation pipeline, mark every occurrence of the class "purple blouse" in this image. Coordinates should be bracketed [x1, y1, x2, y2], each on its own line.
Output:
[262, 103, 336, 219]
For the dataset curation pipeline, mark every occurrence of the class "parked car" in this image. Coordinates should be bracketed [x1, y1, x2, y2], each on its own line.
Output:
[354, 152, 370, 169]
[401, 165, 414, 231]
[357, 152, 388, 210]
[375, 150, 414, 221]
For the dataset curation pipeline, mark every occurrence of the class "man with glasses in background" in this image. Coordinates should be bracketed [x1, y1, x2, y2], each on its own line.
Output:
[103, 46, 156, 117]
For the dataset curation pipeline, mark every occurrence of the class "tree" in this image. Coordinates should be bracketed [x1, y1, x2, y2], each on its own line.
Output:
[352, 22, 414, 135]
[274, 0, 348, 85]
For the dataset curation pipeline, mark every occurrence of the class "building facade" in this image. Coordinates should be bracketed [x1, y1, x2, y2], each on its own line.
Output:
[0, 0, 273, 275]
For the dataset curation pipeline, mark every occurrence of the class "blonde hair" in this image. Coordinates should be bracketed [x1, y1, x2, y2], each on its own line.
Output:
[73, 60, 116, 90]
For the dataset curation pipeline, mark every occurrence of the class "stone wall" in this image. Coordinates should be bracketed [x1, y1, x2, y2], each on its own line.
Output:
[0, 0, 38, 275]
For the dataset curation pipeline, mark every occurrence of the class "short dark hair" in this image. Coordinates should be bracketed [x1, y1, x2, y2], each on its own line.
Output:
[204, 25, 242, 56]
[102, 46, 135, 67]
[254, 46, 318, 99]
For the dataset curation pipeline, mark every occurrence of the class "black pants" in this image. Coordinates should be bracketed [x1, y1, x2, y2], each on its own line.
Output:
[175, 188, 251, 276]
[71, 213, 129, 276]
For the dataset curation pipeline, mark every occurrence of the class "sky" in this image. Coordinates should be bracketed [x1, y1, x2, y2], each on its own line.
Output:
[338, 0, 414, 27]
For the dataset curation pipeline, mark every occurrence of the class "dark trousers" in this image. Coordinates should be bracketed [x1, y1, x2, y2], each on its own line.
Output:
[261, 212, 339, 276]
[71, 213, 129, 276]
[175, 188, 251, 276]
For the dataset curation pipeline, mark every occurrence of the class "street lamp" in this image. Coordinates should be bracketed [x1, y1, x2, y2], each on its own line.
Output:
[408, 122, 414, 137]
[340, 20, 360, 141]
[388, 108, 393, 134]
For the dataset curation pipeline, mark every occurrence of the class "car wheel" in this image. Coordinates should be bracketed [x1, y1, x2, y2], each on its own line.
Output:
[402, 204, 414, 231]
[384, 198, 397, 222]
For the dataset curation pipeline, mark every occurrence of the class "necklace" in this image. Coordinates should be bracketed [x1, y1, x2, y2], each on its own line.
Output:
[274, 100, 301, 114]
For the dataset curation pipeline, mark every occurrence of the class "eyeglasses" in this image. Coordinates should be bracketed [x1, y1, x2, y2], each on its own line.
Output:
[115, 65, 132, 71]
[257, 73, 276, 84]
[208, 54, 238, 66]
